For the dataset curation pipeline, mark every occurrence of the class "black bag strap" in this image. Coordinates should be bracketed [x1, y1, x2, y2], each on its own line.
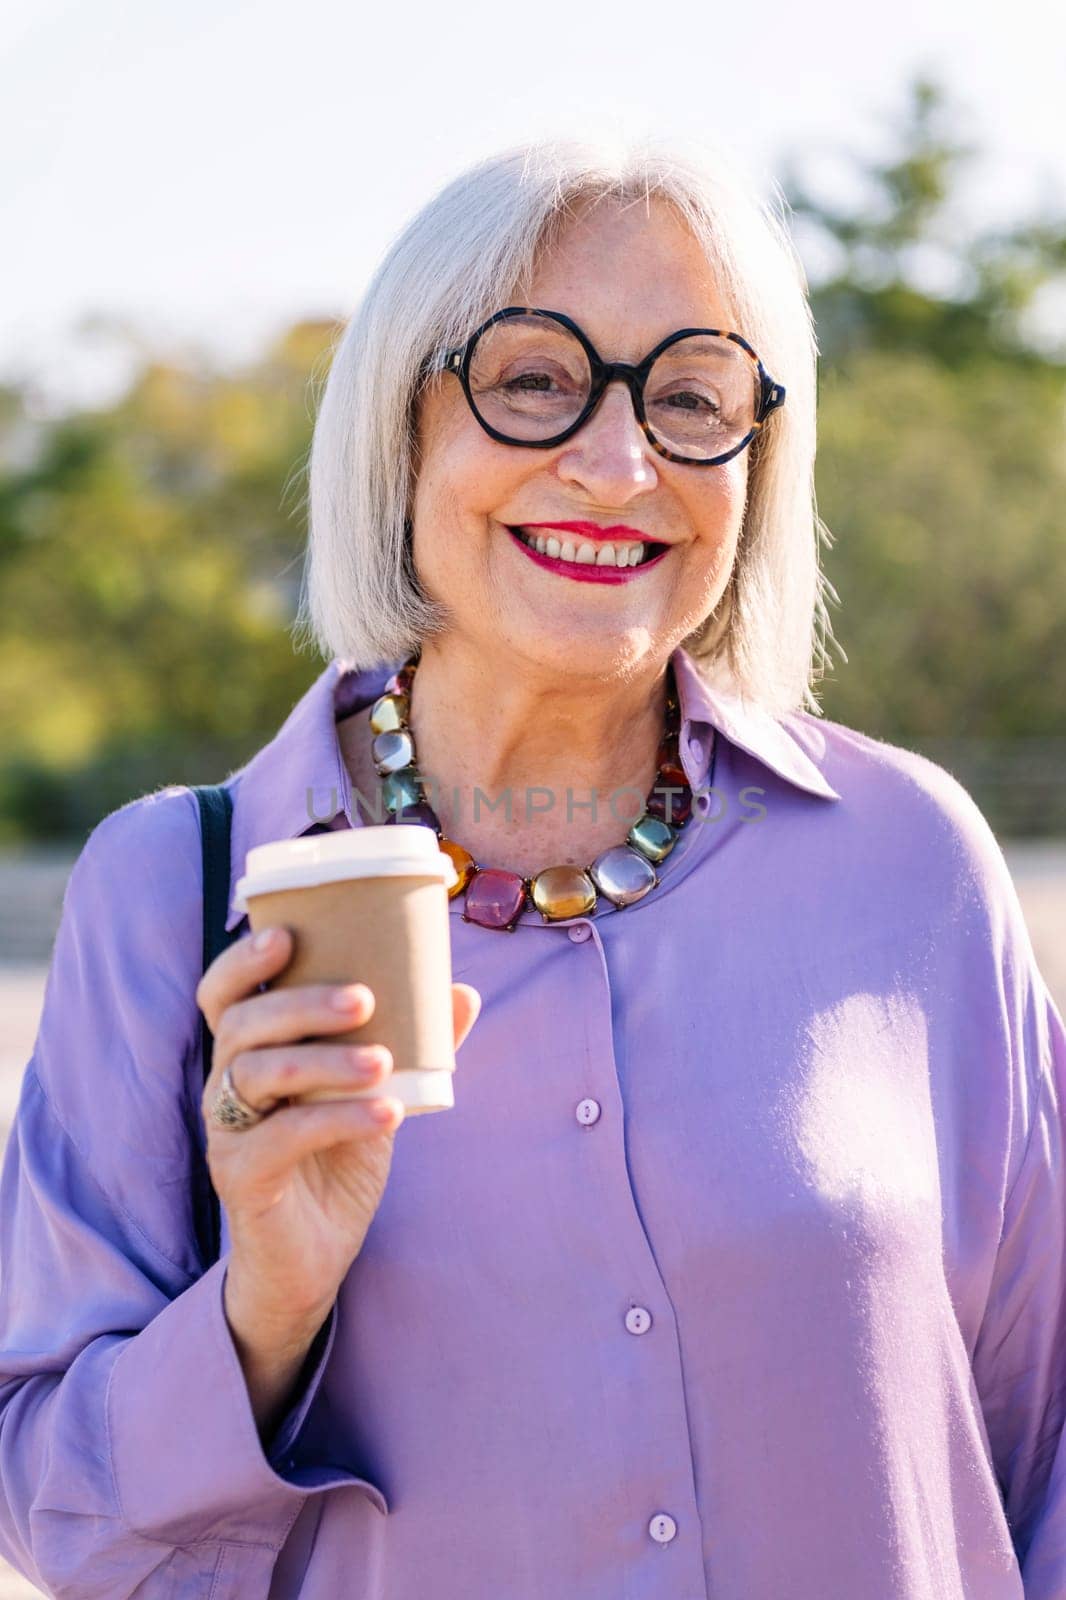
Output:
[192, 784, 241, 1265]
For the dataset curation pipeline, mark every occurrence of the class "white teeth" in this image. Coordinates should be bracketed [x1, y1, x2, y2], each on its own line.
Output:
[515, 528, 656, 568]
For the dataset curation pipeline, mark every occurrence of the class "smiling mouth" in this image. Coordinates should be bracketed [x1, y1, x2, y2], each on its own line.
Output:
[508, 526, 669, 568]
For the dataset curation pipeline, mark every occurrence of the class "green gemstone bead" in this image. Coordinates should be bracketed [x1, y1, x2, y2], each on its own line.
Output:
[627, 813, 677, 863]
[382, 767, 423, 814]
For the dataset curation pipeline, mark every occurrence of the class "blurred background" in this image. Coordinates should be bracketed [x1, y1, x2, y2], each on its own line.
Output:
[1, 2, 1064, 1589]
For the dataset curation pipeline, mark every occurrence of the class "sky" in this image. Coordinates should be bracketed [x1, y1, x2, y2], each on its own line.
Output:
[4, 0, 1066, 413]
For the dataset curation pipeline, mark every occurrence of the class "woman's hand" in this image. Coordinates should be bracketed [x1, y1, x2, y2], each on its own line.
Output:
[197, 925, 481, 1350]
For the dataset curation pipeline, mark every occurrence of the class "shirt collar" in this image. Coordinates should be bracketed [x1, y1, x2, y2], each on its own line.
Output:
[669, 646, 841, 807]
[223, 645, 839, 932]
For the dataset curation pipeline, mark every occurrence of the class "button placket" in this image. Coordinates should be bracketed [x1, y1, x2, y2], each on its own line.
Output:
[571, 926, 601, 1131]
[552, 908, 703, 1589]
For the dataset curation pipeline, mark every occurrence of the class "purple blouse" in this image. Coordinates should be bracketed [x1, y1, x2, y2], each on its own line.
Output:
[0, 643, 1063, 1599]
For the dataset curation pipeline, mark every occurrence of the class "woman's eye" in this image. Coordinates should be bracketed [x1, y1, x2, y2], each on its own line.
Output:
[661, 389, 720, 413]
[502, 370, 557, 392]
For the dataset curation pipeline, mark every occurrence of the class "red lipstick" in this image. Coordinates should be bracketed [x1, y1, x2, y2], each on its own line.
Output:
[505, 523, 670, 585]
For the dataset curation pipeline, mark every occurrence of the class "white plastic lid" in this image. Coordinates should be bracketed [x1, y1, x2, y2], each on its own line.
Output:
[234, 824, 458, 909]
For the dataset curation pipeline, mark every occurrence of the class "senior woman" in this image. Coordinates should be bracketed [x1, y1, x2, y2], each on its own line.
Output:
[0, 140, 1064, 1600]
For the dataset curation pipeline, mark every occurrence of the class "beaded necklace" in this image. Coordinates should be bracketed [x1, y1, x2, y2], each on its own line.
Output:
[368, 657, 696, 931]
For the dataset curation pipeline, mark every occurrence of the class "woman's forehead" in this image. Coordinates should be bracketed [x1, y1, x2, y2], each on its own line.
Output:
[519, 196, 735, 348]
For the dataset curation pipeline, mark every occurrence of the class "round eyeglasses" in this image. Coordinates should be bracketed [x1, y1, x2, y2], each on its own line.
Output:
[440, 306, 786, 466]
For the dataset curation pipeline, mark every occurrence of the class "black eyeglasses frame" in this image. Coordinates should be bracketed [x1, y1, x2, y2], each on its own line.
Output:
[440, 305, 786, 466]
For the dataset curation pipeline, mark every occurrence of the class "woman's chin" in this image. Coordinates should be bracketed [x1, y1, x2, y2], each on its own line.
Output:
[492, 619, 657, 680]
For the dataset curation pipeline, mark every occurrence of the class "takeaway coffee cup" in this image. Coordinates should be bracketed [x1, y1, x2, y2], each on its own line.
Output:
[233, 826, 460, 1114]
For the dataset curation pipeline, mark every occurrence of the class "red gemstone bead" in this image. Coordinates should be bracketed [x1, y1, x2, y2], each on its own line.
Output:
[384, 800, 439, 829]
[463, 868, 528, 930]
[384, 662, 417, 695]
[657, 759, 688, 790]
[645, 784, 692, 825]
[657, 730, 681, 769]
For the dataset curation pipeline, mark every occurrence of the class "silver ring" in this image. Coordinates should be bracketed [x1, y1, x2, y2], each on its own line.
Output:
[209, 1063, 268, 1132]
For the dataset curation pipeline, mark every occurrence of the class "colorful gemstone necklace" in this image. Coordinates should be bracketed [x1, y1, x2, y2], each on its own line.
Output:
[368, 656, 698, 931]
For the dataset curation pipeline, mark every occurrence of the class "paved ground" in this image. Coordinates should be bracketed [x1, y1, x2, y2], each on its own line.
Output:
[0, 842, 1062, 1596]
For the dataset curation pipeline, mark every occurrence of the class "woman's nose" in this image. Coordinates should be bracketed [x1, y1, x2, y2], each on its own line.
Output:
[553, 382, 658, 504]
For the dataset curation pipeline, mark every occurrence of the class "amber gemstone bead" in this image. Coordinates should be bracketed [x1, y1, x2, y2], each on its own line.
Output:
[369, 693, 408, 735]
[438, 837, 476, 898]
[463, 868, 528, 930]
[645, 785, 693, 825]
[529, 865, 597, 921]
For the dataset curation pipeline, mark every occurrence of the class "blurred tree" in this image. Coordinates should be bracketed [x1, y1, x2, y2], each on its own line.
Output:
[782, 74, 1066, 366]
[0, 321, 341, 842]
[778, 75, 1066, 828]
[814, 348, 1066, 740]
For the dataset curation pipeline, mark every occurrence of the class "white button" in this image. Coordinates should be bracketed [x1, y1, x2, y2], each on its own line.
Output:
[689, 738, 705, 765]
[568, 923, 591, 942]
[648, 1512, 677, 1544]
[625, 1306, 652, 1335]
[575, 1098, 601, 1126]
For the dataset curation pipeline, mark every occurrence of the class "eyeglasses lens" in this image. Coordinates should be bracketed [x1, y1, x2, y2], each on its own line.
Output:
[468, 315, 591, 441]
[467, 315, 760, 460]
[644, 335, 759, 460]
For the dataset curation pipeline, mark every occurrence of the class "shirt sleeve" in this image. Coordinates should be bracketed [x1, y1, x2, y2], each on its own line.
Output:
[0, 793, 387, 1599]
[971, 956, 1066, 1594]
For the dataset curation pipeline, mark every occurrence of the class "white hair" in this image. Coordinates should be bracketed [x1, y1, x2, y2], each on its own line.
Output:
[292, 137, 841, 716]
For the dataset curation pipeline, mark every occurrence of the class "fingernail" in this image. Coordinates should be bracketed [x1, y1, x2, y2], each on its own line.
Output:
[331, 984, 368, 1011]
[253, 928, 277, 951]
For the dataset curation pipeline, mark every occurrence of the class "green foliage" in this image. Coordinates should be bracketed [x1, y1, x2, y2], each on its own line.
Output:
[781, 74, 1066, 829]
[0, 76, 1063, 841]
[0, 323, 340, 843]
[783, 75, 1066, 367]
[815, 348, 1066, 740]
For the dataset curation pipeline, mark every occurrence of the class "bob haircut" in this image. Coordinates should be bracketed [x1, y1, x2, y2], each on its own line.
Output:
[293, 137, 840, 717]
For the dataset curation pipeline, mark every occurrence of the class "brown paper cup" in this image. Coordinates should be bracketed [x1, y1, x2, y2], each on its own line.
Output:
[234, 828, 459, 1114]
